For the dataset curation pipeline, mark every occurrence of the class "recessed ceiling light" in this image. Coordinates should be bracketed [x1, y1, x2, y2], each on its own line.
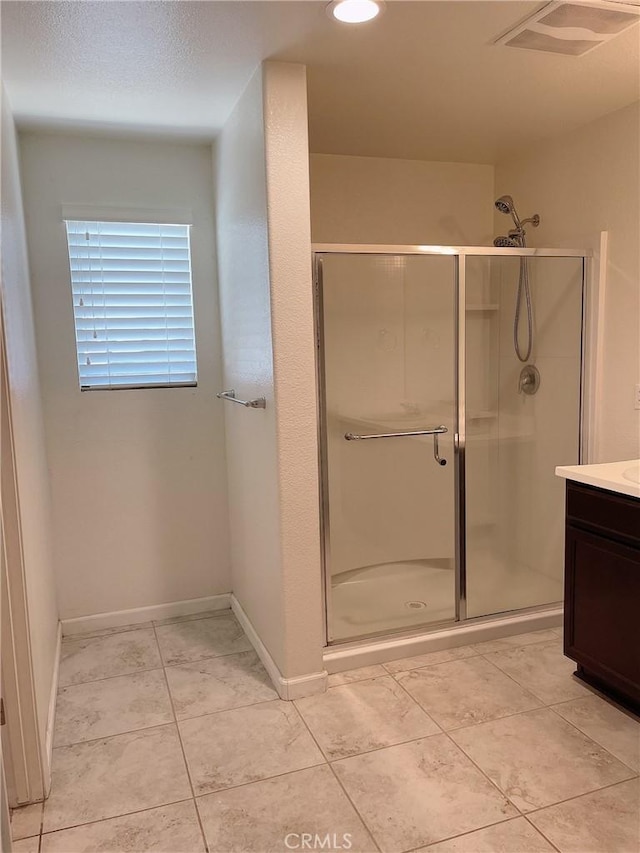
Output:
[328, 0, 384, 24]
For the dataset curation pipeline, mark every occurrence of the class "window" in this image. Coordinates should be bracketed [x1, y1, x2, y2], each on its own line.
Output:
[64, 220, 197, 390]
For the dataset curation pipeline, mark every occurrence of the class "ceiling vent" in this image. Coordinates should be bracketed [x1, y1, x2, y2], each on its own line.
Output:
[494, 1, 640, 56]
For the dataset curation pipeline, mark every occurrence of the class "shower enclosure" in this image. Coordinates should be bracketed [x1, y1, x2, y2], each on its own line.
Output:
[314, 245, 587, 644]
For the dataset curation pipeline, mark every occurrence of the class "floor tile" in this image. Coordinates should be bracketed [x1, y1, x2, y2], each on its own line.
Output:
[396, 656, 543, 730]
[470, 629, 560, 655]
[528, 778, 640, 853]
[383, 645, 477, 675]
[12, 837, 39, 853]
[179, 700, 324, 795]
[295, 675, 439, 760]
[11, 802, 42, 840]
[59, 629, 161, 687]
[63, 622, 153, 641]
[484, 641, 591, 704]
[450, 708, 635, 813]
[43, 724, 191, 832]
[54, 669, 172, 746]
[418, 817, 555, 851]
[196, 764, 376, 853]
[155, 614, 251, 666]
[41, 800, 205, 853]
[327, 664, 387, 686]
[333, 734, 517, 853]
[553, 695, 640, 771]
[165, 650, 277, 719]
[153, 609, 229, 627]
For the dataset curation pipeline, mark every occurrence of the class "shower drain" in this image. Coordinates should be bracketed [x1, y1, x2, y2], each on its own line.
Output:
[405, 600, 428, 610]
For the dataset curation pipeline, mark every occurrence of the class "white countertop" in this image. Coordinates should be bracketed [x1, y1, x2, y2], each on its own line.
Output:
[556, 459, 640, 500]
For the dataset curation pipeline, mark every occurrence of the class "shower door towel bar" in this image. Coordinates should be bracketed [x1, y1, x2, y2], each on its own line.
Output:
[344, 425, 448, 465]
[216, 389, 266, 409]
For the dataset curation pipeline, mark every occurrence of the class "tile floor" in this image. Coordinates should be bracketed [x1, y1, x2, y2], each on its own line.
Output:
[9, 616, 640, 853]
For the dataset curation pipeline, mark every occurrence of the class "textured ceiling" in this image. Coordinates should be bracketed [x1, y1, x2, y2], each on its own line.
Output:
[2, 1, 639, 163]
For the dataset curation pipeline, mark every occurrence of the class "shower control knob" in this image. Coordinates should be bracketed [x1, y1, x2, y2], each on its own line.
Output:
[519, 364, 541, 396]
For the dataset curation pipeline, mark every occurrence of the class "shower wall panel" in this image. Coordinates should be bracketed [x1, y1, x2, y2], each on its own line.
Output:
[497, 258, 583, 583]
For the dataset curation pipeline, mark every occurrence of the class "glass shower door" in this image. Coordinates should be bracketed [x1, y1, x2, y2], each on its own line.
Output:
[318, 252, 457, 642]
[464, 255, 584, 618]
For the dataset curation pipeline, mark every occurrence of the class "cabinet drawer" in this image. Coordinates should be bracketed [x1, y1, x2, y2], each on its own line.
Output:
[566, 481, 640, 546]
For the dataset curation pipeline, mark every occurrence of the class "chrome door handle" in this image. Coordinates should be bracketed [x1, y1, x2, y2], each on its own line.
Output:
[433, 430, 447, 466]
[344, 425, 448, 466]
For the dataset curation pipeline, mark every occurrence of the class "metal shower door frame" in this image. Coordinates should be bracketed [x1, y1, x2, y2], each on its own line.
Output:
[313, 244, 589, 647]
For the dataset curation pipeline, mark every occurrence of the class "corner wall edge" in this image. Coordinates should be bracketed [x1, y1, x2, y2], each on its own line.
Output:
[230, 594, 327, 700]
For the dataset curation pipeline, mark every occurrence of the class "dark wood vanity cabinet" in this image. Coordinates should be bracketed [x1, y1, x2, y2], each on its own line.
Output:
[564, 481, 640, 711]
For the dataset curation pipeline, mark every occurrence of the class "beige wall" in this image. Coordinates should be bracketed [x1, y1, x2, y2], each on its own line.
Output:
[215, 61, 323, 680]
[19, 132, 230, 619]
[310, 153, 494, 245]
[263, 63, 323, 679]
[495, 101, 640, 462]
[0, 90, 58, 774]
[215, 65, 286, 670]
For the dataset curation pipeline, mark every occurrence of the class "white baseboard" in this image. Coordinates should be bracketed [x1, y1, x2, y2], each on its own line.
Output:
[324, 607, 563, 673]
[43, 621, 62, 795]
[60, 594, 231, 637]
[230, 595, 327, 700]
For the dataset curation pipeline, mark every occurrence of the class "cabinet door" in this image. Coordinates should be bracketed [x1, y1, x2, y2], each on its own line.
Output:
[565, 526, 640, 704]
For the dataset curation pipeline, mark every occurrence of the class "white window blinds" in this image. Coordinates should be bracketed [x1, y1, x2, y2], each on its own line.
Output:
[64, 220, 197, 389]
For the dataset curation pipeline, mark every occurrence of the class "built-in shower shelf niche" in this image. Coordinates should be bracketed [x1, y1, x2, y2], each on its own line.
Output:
[468, 411, 497, 421]
[466, 304, 499, 312]
[465, 297, 499, 426]
[339, 411, 451, 432]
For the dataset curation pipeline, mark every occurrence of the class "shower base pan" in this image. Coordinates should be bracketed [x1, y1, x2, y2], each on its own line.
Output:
[326, 554, 562, 672]
[331, 560, 455, 640]
[330, 553, 562, 643]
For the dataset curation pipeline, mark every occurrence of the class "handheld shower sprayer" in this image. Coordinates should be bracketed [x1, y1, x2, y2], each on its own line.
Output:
[495, 195, 522, 229]
[494, 195, 541, 365]
[494, 196, 540, 242]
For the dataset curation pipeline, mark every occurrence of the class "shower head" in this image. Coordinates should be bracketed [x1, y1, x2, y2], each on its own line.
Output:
[495, 195, 515, 215]
[495, 195, 522, 229]
[493, 236, 520, 248]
